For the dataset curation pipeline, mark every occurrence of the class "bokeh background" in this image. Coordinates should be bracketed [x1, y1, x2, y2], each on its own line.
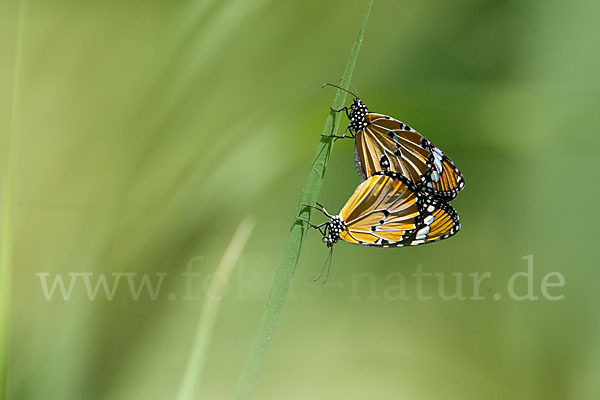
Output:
[1, 0, 599, 399]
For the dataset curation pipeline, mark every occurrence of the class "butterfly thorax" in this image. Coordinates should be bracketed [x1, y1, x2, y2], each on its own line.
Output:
[348, 98, 370, 132]
[323, 215, 346, 247]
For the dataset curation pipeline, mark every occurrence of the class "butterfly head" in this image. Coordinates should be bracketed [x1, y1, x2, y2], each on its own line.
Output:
[348, 98, 370, 131]
[323, 215, 346, 248]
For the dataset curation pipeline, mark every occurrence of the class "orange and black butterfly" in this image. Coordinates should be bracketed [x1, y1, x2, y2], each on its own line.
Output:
[298, 173, 460, 249]
[323, 84, 465, 200]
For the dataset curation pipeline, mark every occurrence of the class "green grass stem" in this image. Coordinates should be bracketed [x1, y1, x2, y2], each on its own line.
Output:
[0, 1, 29, 397]
[233, 2, 373, 398]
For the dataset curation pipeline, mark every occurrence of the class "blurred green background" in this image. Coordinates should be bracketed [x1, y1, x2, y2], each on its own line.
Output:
[1, 0, 599, 399]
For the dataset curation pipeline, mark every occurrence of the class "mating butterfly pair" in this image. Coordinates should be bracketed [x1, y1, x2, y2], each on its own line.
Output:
[300, 84, 465, 251]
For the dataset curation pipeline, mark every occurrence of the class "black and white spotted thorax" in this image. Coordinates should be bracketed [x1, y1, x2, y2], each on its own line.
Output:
[324, 215, 346, 248]
[348, 98, 370, 132]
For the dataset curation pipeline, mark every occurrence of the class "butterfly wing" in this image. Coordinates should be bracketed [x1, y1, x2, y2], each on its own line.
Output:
[355, 113, 465, 200]
[337, 175, 416, 246]
[337, 174, 460, 247]
[404, 191, 461, 246]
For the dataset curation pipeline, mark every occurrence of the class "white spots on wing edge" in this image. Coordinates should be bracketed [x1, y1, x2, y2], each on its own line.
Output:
[415, 226, 430, 240]
[433, 157, 443, 174]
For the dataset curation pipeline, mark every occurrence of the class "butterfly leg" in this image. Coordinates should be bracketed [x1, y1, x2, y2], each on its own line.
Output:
[295, 216, 327, 236]
[304, 202, 333, 218]
[314, 202, 333, 218]
[330, 106, 348, 113]
[321, 126, 354, 139]
[322, 105, 352, 138]
[299, 203, 331, 224]
[295, 216, 316, 228]
[301, 202, 325, 213]
[321, 133, 348, 139]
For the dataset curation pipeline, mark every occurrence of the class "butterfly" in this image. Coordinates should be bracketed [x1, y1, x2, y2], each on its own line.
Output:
[298, 173, 460, 249]
[323, 83, 465, 201]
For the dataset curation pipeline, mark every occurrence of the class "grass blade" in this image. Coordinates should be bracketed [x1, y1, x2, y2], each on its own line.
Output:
[0, 0, 29, 397]
[177, 216, 255, 400]
[234, 1, 373, 399]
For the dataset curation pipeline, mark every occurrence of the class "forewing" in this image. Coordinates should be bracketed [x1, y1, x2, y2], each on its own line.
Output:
[355, 113, 465, 200]
[423, 146, 465, 200]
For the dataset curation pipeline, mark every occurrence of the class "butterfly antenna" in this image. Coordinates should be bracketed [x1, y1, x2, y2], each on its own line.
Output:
[314, 247, 334, 284]
[322, 247, 334, 284]
[321, 82, 358, 98]
[349, 81, 360, 97]
[337, 76, 360, 97]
